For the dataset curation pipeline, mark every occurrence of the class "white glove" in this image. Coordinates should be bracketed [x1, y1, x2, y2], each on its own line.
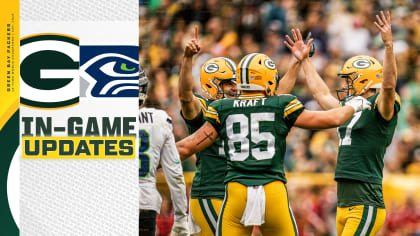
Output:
[345, 96, 371, 113]
[170, 215, 189, 236]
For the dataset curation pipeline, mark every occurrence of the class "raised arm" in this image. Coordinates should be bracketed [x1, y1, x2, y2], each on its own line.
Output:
[374, 11, 397, 120]
[176, 121, 219, 161]
[179, 26, 202, 120]
[301, 59, 339, 109]
[294, 96, 371, 129]
[276, 60, 301, 95]
[284, 29, 339, 110]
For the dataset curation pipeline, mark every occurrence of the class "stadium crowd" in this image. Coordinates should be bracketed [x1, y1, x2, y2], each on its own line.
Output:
[139, 0, 420, 235]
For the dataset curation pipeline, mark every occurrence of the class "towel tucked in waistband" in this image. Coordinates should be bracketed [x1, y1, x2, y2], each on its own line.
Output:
[240, 185, 266, 226]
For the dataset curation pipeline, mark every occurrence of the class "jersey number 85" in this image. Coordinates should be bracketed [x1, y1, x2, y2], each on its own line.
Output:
[225, 113, 275, 161]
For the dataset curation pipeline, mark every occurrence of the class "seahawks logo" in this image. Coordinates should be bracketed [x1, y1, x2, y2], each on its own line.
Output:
[204, 63, 219, 73]
[20, 34, 80, 108]
[264, 59, 276, 70]
[352, 59, 371, 69]
[80, 46, 139, 97]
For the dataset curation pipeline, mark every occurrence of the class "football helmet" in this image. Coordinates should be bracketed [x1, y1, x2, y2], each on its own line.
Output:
[236, 53, 279, 96]
[200, 57, 237, 100]
[336, 55, 382, 101]
[139, 66, 149, 106]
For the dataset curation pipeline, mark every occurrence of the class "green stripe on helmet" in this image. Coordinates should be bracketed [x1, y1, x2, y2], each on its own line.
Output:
[240, 53, 258, 85]
[218, 57, 236, 74]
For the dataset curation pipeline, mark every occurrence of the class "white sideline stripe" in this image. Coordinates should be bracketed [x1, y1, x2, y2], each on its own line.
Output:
[289, 204, 299, 235]
[40, 69, 78, 79]
[216, 186, 228, 236]
[203, 199, 217, 230]
[361, 206, 374, 236]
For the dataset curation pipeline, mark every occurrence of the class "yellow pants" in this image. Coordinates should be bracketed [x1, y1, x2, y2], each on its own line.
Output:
[190, 198, 223, 236]
[336, 205, 386, 236]
[217, 181, 298, 236]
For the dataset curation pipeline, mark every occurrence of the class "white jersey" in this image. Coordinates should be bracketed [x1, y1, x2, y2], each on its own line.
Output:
[138, 107, 187, 221]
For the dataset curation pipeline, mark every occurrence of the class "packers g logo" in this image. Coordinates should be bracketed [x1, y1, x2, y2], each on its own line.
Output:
[352, 59, 371, 69]
[264, 59, 276, 70]
[20, 34, 79, 108]
[204, 63, 219, 73]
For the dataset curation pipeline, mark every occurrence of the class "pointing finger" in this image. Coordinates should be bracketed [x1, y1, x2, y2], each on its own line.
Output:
[194, 26, 198, 40]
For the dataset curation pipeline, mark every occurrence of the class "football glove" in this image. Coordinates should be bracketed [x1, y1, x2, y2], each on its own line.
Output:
[169, 215, 189, 236]
[345, 96, 372, 113]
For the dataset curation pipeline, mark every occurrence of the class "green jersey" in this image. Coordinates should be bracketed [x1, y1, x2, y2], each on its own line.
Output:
[337, 180, 385, 208]
[181, 94, 226, 199]
[335, 92, 401, 184]
[335, 93, 401, 207]
[204, 94, 304, 186]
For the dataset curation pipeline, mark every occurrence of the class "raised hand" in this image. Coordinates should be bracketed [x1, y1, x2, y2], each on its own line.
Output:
[184, 26, 201, 58]
[284, 29, 313, 61]
[374, 11, 393, 47]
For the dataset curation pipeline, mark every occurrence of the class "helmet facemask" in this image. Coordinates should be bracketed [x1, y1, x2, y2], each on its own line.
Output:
[202, 77, 236, 99]
[336, 72, 359, 101]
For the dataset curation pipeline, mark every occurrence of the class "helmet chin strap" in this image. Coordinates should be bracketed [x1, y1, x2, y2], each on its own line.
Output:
[212, 79, 225, 99]
[356, 80, 373, 96]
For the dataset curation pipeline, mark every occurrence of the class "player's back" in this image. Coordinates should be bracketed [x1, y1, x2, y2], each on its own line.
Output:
[138, 107, 174, 211]
[205, 94, 304, 186]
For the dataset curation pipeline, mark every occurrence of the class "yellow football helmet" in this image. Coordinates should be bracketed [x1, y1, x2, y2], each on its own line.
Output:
[200, 57, 237, 100]
[236, 53, 279, 96]
[337, 55, 383, 100]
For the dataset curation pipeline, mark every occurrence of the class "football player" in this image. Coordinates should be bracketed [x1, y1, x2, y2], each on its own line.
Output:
[179, 27, 303, 235]
[177, 51, 372, 235]
[138, 67, 189, 236]
[284, 11, 399, 236]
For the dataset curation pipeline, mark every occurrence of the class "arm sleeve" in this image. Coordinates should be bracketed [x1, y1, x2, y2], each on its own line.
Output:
[282, 96, 305, 129]
[160, 122, 188, 223]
